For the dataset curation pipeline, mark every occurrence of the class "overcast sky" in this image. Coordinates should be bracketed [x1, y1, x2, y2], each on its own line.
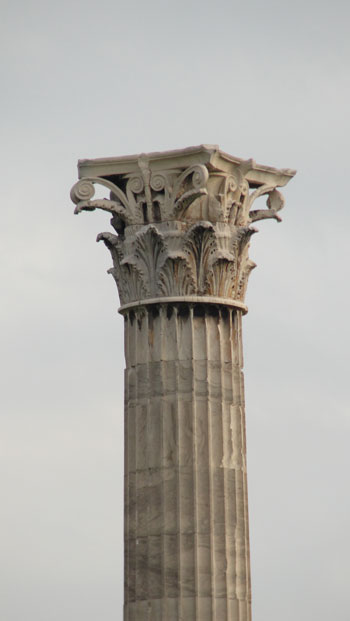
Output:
[1, 0, 350, 619]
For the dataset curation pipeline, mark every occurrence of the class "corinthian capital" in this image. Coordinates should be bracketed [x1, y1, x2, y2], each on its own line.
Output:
[71, 145, 295, 311]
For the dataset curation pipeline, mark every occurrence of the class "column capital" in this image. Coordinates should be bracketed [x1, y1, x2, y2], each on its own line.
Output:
[71, 145, 295, 310]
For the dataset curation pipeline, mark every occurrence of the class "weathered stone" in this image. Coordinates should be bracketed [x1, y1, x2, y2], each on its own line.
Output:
[71, 145, 295, 620]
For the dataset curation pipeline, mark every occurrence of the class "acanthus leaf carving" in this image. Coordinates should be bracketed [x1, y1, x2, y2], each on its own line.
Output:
[96, 220, 257, 305]
[205, 258, 237, 299]
[125, 226, 168, 298]
[158, 255, 196, 297]
[205, 226, 256, 299]
[97, 232, 147, 305]
[232, 228, 257, 301]
[184, 222, 217, 295]
[236, 259, 257, 301]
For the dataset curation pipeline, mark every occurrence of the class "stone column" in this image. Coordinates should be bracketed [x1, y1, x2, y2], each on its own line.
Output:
[71, 145, 295, 621]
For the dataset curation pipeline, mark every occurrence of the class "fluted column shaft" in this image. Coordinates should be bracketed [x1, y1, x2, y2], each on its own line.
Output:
[124, 302, 251, 621]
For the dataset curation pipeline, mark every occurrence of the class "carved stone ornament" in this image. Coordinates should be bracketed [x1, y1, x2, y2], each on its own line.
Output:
[71, 145, 295, 310]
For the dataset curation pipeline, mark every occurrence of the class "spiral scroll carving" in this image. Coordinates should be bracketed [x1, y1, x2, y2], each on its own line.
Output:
[72, 157, 286, 228]
[70, 180, 95, 203]
[127, 175, 144, 195]
[150, 172, 167, 192]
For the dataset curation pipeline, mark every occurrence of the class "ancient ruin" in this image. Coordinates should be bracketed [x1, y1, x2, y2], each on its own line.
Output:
[71, 145, 295, 620]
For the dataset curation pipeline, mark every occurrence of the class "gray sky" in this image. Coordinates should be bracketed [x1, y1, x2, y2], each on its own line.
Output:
[1, 0, 350, 619]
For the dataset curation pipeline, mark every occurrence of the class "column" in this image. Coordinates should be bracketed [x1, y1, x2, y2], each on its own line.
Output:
[71, 145, 295, 621]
